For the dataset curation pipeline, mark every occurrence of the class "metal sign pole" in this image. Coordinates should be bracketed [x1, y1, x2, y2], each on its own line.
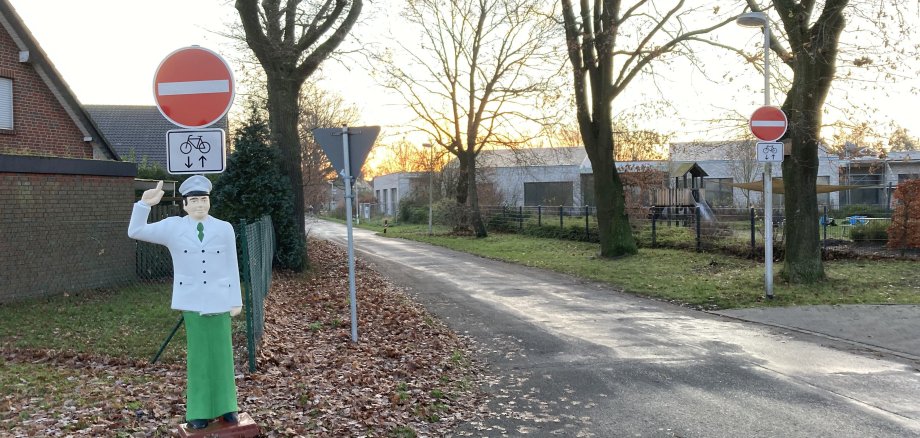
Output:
[341, 126, 359, 342]
[763, 23, 774, 300]
[312, 125, 380, 344]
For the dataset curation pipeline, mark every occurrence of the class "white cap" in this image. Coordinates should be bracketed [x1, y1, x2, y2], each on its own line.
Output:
[179, 175, 212, 196]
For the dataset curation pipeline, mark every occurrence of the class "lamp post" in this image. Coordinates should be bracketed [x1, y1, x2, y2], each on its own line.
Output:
[422, 143, 434, 235]
[737, 11, 774, 299]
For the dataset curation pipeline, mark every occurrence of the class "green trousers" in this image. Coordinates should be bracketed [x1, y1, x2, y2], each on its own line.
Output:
[183, 311, 238, 421]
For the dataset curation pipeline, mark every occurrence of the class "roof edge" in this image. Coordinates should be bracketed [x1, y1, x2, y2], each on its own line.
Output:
[0, 0, 120, 160]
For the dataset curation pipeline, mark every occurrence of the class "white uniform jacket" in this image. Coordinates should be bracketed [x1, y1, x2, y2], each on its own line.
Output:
[128, 202, 243, 314]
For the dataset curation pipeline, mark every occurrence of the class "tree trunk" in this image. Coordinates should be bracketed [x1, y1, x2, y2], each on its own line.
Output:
[775, 0, 848, 283]
[266, 74, 307, 267]
[466, 154, 487, 237]
[781, 72, 825, 282]
[455, 153, 470, 205]
[585, 126, 637, 257]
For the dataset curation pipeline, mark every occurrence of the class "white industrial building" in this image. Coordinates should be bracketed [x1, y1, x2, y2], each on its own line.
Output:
[369, 143, 920, 214]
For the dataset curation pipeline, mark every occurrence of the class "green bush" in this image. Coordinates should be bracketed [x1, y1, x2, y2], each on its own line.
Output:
[398, 199, 429, 224]
[850, 221, 889, 243]
[486, 207, 524, 233]
[434, 199, 469, 230]
[210, 111, 306, 271]
[519, 223, 596, 243]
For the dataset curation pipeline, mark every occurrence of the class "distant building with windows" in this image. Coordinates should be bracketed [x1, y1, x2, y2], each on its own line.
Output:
[842, 151, 920, 208]
[668, 141, 842, 209]
[368, 143, 920, 214]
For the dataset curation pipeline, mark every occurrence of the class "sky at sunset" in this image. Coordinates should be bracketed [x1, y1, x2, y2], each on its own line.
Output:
[8, 0, 919, 154]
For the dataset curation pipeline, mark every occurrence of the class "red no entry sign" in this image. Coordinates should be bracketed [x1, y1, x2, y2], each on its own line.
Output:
[153, 47, 235, 129]
[749, 106, 787, 142]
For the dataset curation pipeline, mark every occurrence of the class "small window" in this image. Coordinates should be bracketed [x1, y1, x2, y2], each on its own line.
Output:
[704, 177, 735, 207]
[524, 181, 573, 206]
[0, 77, 11, 130]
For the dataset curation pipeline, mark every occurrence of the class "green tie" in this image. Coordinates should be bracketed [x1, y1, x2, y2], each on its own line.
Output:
[197, 223, 204, 242]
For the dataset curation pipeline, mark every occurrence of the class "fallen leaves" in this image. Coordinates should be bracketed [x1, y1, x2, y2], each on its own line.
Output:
[0, 239, 486, 436]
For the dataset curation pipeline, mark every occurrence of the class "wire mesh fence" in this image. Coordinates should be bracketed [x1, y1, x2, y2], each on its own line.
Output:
[239, 215, 275, 373]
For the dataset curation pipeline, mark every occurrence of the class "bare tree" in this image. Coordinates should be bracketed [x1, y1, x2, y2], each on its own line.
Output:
[298, 81, 360, 211]
[233, 62, 360, 217]
[828, 121, 885, 156]
[726, 142, 759, 206]
[740, 0, 917, 283]
[887, 125, 919, 152]
[365, 139, 439, 177]
[614, 128, 669, 162]
[560, 1, 736, 257]
[547, 109, 671, 162]
[235, 0, 363, 269]
[380, 0, 563, 237]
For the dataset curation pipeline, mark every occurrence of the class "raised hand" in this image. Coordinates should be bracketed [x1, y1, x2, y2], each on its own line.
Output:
[141, 180, 165, 206]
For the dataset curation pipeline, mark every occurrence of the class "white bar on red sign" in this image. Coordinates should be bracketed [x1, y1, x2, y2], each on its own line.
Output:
[157, 80, 231, 96]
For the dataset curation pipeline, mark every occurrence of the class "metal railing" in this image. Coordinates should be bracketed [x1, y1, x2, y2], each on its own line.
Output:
[473, 204, 905, 260]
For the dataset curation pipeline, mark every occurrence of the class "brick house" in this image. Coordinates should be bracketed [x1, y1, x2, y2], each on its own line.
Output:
[0, 0, 137, 302]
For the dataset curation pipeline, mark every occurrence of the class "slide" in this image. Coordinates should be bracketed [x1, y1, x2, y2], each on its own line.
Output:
[695, 201, 717, 223]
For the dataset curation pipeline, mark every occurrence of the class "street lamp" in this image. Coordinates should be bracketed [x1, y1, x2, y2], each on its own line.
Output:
[422, 143, 434, 235]
[737, 11, 775, 299]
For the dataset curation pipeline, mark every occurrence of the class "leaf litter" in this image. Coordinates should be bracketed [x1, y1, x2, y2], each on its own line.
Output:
[1, 239, 487, 437]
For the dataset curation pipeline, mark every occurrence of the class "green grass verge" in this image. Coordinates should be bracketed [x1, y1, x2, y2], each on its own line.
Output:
[357, 222, 920, 310]
[0, 283, 186, 362]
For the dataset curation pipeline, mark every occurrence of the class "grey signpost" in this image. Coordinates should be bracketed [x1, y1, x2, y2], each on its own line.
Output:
[313, 126, 380, 342]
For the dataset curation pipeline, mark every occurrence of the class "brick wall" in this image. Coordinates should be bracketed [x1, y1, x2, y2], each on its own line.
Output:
[0, 25, 91, 158]
[0, 170, 136, 302]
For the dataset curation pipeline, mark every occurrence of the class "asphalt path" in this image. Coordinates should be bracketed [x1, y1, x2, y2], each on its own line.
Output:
[307, 219, 920, 437]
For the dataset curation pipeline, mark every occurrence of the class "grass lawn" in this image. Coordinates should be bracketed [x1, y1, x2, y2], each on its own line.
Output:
[0, 283, 187, 362]
[354, 220, 920, 310]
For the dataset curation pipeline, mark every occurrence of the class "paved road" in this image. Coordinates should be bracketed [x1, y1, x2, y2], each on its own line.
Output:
[308, 220, 920, 437]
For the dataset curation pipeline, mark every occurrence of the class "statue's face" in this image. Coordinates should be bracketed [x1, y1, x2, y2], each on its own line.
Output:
[183, 196, 210, 221]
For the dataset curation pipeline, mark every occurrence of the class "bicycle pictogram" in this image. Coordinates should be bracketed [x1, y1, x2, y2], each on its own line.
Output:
[179, 135, 211, 155]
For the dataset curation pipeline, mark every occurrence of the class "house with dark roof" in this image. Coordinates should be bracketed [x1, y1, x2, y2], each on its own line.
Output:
[0, 0, 137, 301]
[86, 104, 229, 170]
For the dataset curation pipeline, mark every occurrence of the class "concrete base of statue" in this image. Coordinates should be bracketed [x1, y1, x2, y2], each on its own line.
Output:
[177, 412, 261, 437]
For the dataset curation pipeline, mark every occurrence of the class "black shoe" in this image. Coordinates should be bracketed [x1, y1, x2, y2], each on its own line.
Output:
[186, 419, 209, 430]
[221, 412, 239, 424]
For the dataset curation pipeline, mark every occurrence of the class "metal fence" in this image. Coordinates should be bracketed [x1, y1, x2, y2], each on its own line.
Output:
[239, 215, 275, 373]
[476, 204, 907, 259]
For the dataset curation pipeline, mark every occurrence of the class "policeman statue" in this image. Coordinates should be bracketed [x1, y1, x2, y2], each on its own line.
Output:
[128, 175, 242, 430]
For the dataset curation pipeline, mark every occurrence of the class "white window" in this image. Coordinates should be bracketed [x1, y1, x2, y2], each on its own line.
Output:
[0, 77, 11, 130]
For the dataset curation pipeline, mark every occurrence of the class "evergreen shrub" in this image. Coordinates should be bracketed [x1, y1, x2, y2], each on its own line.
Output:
[210, 113, 306, 271]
